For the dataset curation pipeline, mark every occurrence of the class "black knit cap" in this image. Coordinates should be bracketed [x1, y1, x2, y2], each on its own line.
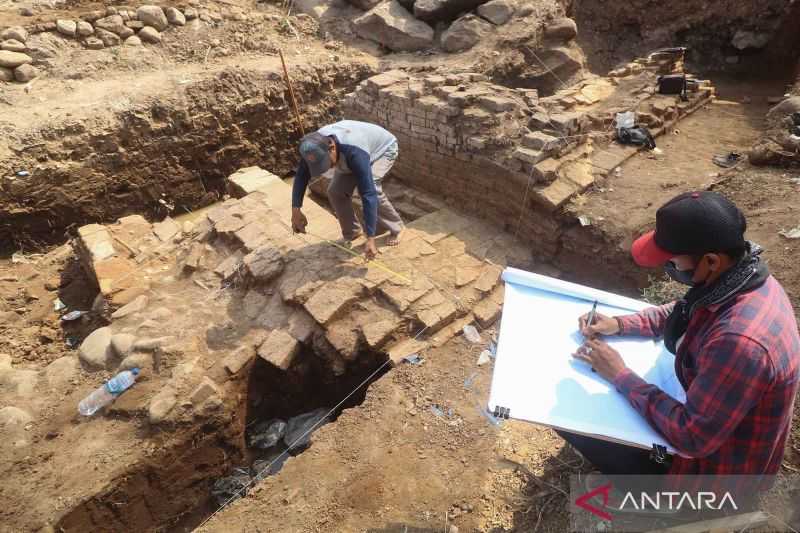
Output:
[631, 191, 747, 267]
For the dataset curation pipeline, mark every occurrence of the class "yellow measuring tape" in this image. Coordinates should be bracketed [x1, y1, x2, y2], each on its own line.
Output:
[305, 230, 412, 284]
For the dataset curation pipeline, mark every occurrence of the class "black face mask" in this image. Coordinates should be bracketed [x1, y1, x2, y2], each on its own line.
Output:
[664, 261, 697, 286]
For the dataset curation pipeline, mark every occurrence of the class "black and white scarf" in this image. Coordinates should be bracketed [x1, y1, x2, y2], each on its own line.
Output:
[663, 242, 770, 355]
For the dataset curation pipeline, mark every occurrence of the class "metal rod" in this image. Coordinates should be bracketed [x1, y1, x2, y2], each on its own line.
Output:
[278, 48, 305, 137]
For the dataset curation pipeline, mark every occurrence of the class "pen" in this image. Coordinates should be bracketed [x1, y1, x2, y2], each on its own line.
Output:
[587, 300, 598, 330]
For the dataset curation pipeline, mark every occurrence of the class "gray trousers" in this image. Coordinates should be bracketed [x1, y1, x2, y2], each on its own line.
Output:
[327, 147, 404, 240]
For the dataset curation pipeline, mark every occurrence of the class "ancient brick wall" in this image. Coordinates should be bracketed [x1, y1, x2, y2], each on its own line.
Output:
[343, 60, 714, 264]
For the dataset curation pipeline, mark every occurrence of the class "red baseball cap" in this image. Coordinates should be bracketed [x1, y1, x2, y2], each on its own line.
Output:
[631, 191, 746, 268]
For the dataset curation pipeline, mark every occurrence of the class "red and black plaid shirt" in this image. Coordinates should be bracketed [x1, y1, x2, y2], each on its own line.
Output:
[614, 275, 800, 476]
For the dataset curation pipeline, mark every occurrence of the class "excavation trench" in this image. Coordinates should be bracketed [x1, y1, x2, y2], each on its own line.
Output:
[54, 344, 390, 533]
[0, 61, 374, 255]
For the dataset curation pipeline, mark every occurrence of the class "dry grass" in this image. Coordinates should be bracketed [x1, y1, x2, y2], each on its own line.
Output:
[641, 274, 685, 305]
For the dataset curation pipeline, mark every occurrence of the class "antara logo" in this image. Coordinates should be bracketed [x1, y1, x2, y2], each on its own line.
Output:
[575, 484, 739, 520]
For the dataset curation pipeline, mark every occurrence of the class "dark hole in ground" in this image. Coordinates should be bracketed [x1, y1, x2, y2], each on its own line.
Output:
[168, 346, 390, 532]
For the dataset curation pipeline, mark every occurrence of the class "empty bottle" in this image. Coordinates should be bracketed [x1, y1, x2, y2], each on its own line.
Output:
[78, 368, 141, 416]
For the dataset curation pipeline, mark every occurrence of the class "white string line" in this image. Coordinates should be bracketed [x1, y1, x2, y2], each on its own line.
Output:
[194, 324, 430, 531]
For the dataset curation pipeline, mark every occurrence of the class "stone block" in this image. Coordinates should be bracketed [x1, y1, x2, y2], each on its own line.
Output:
[523, 131, 560, 152]
[304, 279, 363, 325]
[535, 177, 579, 211]
[325, 324, 360, 360]
[474, 297, 501, 327]
[224, 346, 254, 375]
[257, 329, 300, 370]
[362, 318, 399, 348]
[477, 95, 517, 112]
[474, 264, 502, 294]
[288, 310, 317, 343]
[386, 337, 428, 365]
[233, 222, 270, 252]
[190, 376, 220, 406]
[514, 146, 545, 166]
[416, 300, 457, 331]
[242, 246, 284, 282]
[227, 167, 282, 197]
[152, 217, 180, 242]
[379, 276, 432, 312]
[182, 242, 205, 272]
[214, 251, 243, 279]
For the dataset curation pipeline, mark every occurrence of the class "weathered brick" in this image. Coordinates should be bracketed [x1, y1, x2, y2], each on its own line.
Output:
[257, 329, 300, 370]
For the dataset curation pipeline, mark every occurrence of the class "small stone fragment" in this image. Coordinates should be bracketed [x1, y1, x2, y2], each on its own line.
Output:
[190, 376, 220, 406]
[124, 35, 142, 46]
[78, 326, 114, 370]
[148, 387, 177, 423]
[84, 37, 104, 49]
[257, 329, 300, 370]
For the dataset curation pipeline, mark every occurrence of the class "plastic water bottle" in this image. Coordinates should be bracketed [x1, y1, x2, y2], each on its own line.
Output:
[78, 368, 141, 416]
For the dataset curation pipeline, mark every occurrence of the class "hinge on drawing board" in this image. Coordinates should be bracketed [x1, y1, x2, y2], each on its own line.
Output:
[650, 444, 668, 464]
[493, 406, 510, 420]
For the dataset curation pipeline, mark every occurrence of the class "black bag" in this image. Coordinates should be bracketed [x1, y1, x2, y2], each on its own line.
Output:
[617, 126, 657, 150]
[657, 74, 688, 101]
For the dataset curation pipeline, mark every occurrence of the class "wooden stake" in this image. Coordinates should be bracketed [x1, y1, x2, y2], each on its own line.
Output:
[278, 48, 305, 137]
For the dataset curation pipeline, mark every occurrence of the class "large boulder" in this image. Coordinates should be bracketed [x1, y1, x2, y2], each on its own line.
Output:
[477, 0, 513, 25]
[354, 1, 434, 52]
[136, 5, 169, 31]
[544, 17, 577, 41]
[0, 50, 32, 68]
[414, 0, 487, 23]
[441, 14, 492, 52]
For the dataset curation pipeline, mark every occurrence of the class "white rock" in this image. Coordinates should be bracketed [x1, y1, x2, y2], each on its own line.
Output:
[76, 21, 94, 36]
[133, 336, 173, 351]
[165, 7, 186, 26]
[0, 50, 33, 68]
[137, 5, 169, 31]
[56, 19, 78, 37]
[124, 35, 142, 46]
[78, 326, 114, 370]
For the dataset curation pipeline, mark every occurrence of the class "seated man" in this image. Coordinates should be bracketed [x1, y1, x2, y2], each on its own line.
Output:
[290, 119, 405, 259]
[567, 191, 800, 491]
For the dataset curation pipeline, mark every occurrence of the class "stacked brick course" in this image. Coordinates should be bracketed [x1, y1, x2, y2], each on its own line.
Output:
[344, 54, 715, 260]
